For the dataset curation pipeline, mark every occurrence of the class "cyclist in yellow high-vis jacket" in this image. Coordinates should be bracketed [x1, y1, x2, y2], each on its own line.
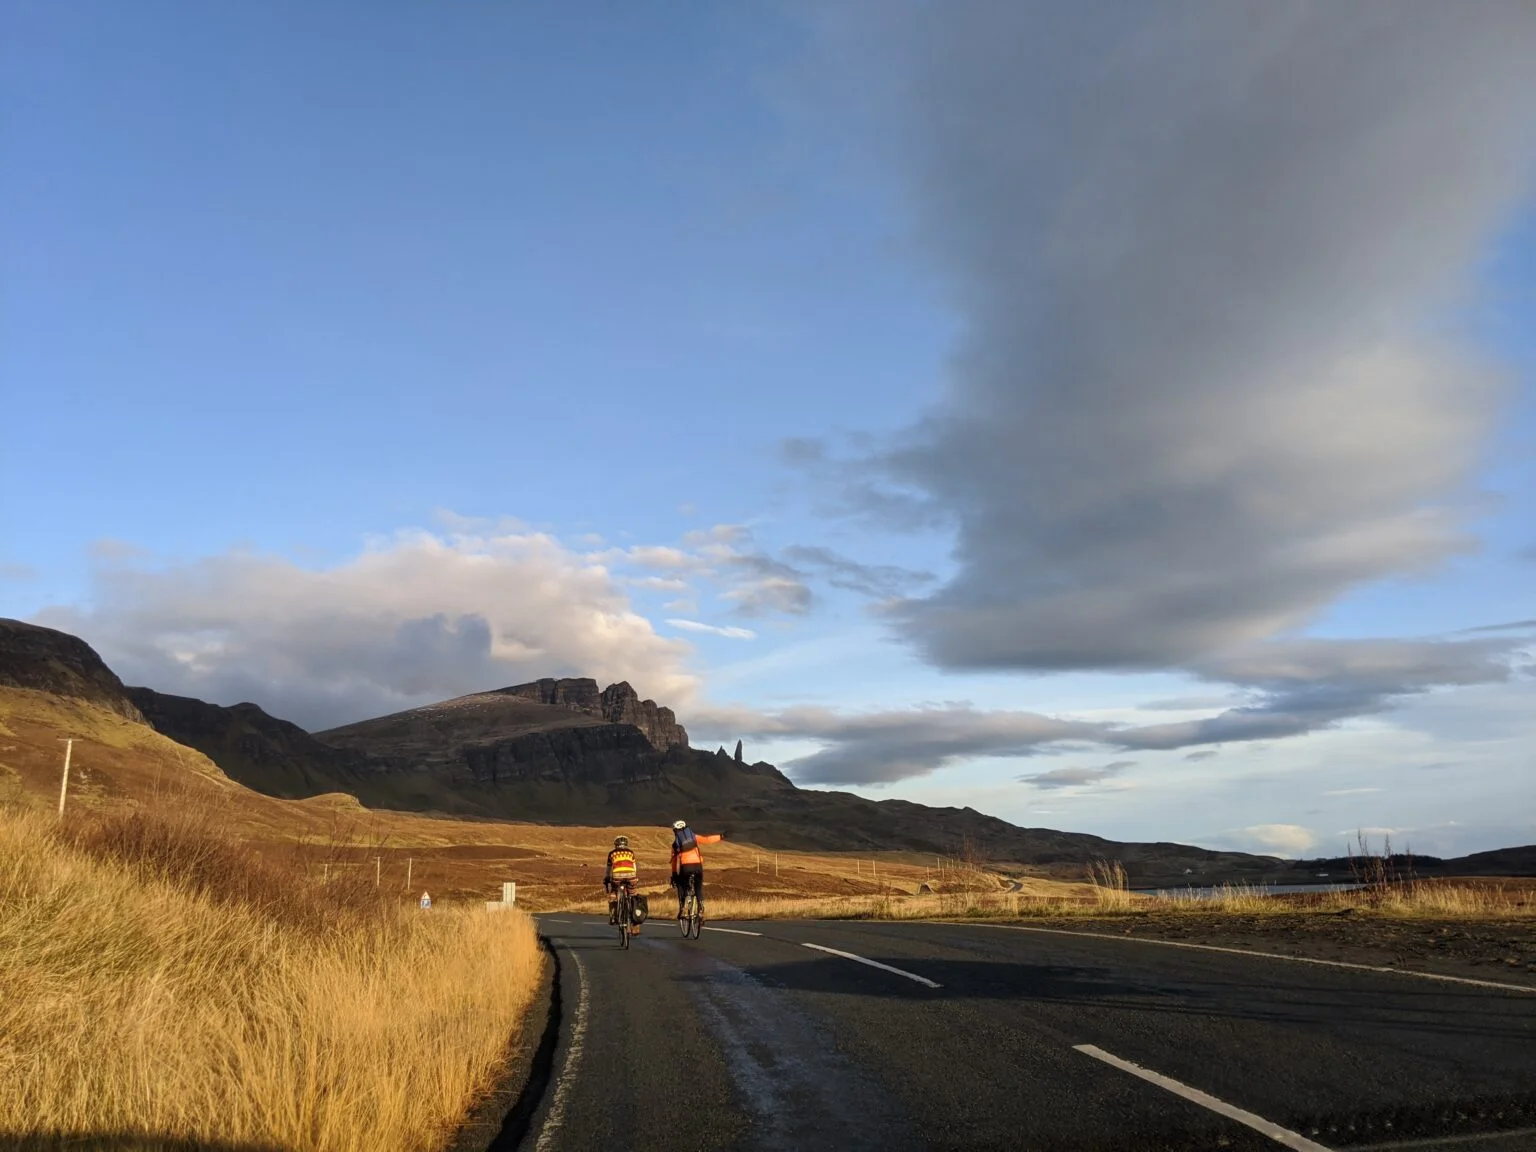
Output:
[605, 836, 638, 925]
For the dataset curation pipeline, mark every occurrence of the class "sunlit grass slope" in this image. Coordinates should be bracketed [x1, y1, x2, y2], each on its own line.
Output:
[0, 806, 544, 1152]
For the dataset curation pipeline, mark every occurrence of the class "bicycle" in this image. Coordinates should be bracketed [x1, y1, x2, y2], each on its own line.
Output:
[678, 872, 703, 940]
[613, 884, 635, 949]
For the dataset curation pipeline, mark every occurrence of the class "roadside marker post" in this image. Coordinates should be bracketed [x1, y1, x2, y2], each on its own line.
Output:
[57, 738, 73, 818]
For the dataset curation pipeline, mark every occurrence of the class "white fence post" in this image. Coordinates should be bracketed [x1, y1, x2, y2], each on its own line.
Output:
[57, 739, 73, 818]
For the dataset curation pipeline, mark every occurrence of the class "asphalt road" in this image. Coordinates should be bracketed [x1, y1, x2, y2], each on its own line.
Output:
[521, 914, 1536, 1152]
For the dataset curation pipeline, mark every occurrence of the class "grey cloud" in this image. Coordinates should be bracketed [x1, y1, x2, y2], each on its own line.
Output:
[705, 704, 1104, 786]
[780, 437, 827, 465]
[1140, 695, 1242, 712]
[720, 551, 815, 616]
[700, 637, 1518, 784]
[1122, 639, 1516, 749]
[1019, 761, 1134, 790]
[814, 3, 1536, 671]
[781, 544, 935, 599]
[1183, 750, 1219, 762]
[1461, 619, 1536, 634]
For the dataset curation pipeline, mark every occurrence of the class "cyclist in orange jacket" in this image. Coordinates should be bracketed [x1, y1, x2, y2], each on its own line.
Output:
[670, 819, 722, 919]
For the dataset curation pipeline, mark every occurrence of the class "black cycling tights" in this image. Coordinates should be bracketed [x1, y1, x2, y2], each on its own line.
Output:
[675, 864, 704, 912]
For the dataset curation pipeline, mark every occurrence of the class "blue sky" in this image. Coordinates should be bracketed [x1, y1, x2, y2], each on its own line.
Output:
[4, 2, 1534, 859]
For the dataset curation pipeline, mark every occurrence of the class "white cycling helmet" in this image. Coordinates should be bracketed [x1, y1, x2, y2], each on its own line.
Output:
[672, 819, 687, 830]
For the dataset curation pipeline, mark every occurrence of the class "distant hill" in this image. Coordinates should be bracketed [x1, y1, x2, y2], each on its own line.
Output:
[123, 687, 376, 802]
[147, 675, 1284, 882]
[0, 618, 145, 722]
[8, 618, 1532, 885]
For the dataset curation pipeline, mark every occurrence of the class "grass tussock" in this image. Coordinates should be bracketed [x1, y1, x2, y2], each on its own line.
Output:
[0, 805, 545, 1152]
[1086, 858, 1133, 911]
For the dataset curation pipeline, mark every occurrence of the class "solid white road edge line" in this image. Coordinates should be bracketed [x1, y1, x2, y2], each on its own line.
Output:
[703, 926, 763, 936]
[959, 923, 1536, 995]
[1073, 1044, 1333, 1152]
[801, 942, 942, 988]
[534, 948, 589, 1152]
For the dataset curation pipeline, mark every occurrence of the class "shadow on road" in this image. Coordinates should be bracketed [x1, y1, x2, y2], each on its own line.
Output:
[678, 954, 1535, 1041]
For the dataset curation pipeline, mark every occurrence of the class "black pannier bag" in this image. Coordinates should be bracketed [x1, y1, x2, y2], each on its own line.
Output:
[632, 893, 649, 924]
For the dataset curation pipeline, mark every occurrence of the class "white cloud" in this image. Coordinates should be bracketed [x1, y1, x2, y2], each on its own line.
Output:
[1323, 787, 1384, 797]
[37, 528, 697, 731]
[666, 619, 758, 641]
[619, 545, 701, 571]
[1236, 824, 1319, 858]
[628, 575, 693, 592]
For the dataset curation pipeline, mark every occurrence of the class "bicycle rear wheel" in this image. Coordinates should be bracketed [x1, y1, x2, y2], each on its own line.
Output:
[618, 892, 631, 949]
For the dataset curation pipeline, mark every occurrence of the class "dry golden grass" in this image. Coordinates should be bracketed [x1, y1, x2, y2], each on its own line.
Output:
[580, 872, 1534, 925]
[4, 688, 1007, 908]
[0, 805, 545, 1152]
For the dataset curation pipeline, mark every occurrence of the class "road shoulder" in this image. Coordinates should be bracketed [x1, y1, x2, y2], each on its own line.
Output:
[975, 912, 1536, 986]
[447, 936, 560, 1152]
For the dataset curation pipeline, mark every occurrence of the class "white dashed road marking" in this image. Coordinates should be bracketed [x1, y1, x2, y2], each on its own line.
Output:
[704, 926, 763, 936]
[963, 923, 1536, 995]
[1074, 1044, 1333, 1151]
[801, 942, 942, 988]
[534, 948, 588, 1152]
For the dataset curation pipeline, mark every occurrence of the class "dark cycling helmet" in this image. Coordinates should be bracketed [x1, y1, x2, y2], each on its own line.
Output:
[614, 835, 629, 848]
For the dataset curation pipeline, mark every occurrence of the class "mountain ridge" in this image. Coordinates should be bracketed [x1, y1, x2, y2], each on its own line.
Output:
[6, 618, 1531, 883]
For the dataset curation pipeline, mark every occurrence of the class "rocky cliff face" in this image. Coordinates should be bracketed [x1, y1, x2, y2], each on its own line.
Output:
[0, 618, 145, 722]
[497, 677, 688, 751]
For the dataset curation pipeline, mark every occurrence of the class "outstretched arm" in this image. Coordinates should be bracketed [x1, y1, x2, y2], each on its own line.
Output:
[696, 833, 724, 847]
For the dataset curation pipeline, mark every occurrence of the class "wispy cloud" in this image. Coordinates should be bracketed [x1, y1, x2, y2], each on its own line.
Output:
[695, 636, 1519, 784]
[1323, 787, 1384, 796]
[1018, 761, 1134, 791]
[1460, 619, 1536, 634]
[665, 619, 757, 640]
